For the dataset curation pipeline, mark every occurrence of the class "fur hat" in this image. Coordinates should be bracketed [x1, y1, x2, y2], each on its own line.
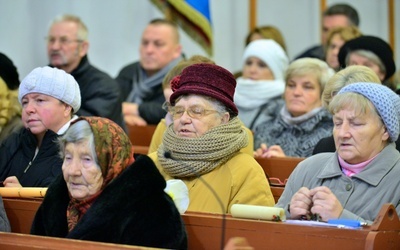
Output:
[243, 39, 289, 80]
[338, 82, 400, 141]
[19, 66, 81, 113]
[338, 36, 396, 81]
[0, 52, 20, 90]
[169, 63, 238, 115]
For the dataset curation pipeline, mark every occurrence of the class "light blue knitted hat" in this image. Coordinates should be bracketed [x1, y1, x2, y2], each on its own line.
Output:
[18, 66, 81, 113]
[338, 82, 400, 142]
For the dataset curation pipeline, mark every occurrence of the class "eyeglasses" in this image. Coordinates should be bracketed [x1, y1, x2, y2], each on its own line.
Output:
[46, 36, 83, 46]
[163, 102, 220, 120]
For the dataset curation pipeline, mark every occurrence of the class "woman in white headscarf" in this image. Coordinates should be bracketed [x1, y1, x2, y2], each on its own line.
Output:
[234, 39, 289, 130]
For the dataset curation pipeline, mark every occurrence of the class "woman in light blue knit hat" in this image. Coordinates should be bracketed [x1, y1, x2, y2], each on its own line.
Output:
[276, 82, 400, 224]
[0, 66, 81, 187]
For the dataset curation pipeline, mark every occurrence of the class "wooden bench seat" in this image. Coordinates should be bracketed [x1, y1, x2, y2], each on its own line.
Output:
[2, 197, 400, 249]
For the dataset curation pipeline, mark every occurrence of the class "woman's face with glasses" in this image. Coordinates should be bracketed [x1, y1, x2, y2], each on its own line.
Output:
[170, 95, 229, 138]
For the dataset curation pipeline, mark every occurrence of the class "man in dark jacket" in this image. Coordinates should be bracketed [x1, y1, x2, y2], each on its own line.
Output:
[116, 18, 183, 126]
[295, 3, 359, 61]
[46, 14, 124, 129]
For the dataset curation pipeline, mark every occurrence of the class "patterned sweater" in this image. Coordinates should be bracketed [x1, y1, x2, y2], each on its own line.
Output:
[254, 107, 333, 157]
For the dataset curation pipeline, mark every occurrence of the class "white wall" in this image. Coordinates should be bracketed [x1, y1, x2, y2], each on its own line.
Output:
[0, 0, 398, 80]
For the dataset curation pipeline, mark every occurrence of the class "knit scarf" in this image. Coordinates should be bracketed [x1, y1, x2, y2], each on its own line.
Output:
[157, 117, 248, 178]
[234, 77, 285, 109]
[126, 57, 182, 104]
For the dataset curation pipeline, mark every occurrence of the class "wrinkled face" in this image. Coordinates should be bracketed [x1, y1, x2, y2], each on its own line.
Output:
[347, 53, 385, 81]
[139, 24, 181, 76]
[172, 95, 229, 138]
[285, 75, 322, 117]
[333, 107, 389, 164]
[326, 34, 345, 70]
[322, 15, 349, 44]
[62, 140, 103, 200]
[21, 93, 72, 136]
[242, 57, 274, 80]
[47, 21, 87, 73]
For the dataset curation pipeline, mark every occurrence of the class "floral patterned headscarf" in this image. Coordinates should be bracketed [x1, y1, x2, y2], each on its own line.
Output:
[66, 116, 135, 231]
[78, 116, 135, 188]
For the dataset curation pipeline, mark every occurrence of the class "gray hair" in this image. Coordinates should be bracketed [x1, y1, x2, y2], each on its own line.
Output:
[345, 50, 386, 76]
[49, 14, 89, 41]
[58, 119, 97, 164]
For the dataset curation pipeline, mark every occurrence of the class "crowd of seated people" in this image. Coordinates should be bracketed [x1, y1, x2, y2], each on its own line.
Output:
[1, 2, 400, 248]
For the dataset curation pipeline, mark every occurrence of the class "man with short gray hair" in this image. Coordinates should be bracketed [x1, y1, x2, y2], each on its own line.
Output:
[46, 14, 124, 128]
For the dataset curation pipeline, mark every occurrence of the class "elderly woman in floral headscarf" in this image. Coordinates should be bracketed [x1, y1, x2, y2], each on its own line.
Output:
[148, 63, 275, 214]
[31, 116, 187, 249]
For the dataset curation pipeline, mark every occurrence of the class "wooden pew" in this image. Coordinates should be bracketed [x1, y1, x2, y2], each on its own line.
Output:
[126, 124, 157, 147]
[255, 156, 305, 185]
[3, 198, 400, 249]
[270, 186, 284, 203]
[0, 232, 149, 249]
[133, 145, 150, 156]
[3, 198, 42, 234]
[182, 204, 400, 250]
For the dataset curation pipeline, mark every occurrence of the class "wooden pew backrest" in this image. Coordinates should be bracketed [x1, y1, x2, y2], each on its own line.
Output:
[3, 198, 42, 234]
[126, 124, 157, 147]
[255, 156, 304, 184]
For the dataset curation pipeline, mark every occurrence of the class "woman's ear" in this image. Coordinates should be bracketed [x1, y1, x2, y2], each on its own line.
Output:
[382, 128, 390, 141]
[64, 104, 72, 115]
[221, 112, 230, 124]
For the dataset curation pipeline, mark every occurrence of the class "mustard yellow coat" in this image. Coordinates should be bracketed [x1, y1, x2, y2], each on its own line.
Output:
[148, 118, 254, 156]
[148, 151, 275, 214]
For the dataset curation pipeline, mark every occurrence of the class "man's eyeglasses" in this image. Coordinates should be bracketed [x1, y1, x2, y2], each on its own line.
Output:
[46, 36, 83, 46]
[163, 102, 220, 120]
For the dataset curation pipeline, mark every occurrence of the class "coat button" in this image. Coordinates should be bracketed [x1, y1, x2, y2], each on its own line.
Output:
[346, 184, 352, 191]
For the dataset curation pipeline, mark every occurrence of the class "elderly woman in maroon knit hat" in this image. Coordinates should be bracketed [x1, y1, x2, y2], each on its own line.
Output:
[148, 63, 275, 214]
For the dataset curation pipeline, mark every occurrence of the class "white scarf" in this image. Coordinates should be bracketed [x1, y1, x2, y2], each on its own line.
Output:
[234, 77, 285, 109]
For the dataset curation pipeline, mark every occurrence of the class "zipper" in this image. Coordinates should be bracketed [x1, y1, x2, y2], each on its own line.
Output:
[24, 161, 32, 173]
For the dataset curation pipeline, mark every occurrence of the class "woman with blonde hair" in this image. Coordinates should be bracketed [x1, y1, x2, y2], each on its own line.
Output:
[325, 26, 362, 71]
[254, 58, 334, 158]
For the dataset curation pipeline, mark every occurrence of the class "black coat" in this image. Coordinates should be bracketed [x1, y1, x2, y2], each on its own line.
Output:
[115, 61, 166, 125]
[31, 155, 187, 249]
[53, 56, 125, 129]
[0, 128, 62, 187]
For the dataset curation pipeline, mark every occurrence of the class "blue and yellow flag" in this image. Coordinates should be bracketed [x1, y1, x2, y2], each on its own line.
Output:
[150, 0, 213, 56]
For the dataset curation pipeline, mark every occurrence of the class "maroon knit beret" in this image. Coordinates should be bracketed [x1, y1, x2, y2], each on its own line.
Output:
[169, 63, 238, 115]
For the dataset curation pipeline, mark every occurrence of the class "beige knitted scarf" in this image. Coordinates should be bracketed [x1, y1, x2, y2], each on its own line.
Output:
[157, 117, 248, 178]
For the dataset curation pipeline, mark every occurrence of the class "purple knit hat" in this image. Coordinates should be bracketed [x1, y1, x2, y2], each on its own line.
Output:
[169, 63, 238, 115]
